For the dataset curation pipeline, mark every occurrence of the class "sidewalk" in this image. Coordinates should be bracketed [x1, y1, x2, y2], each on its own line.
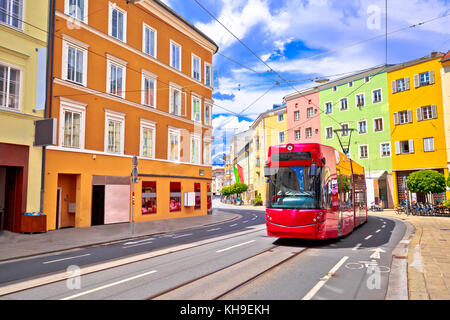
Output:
[0, 209, 240, 262]
[373, 210, 450, 300]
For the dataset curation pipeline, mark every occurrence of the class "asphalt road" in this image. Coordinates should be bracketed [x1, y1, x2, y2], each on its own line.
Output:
[0, 205, 406, 300]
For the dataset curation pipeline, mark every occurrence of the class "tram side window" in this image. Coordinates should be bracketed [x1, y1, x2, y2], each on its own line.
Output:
[321, 168, 333, 210]
[338, 174, 353, 209]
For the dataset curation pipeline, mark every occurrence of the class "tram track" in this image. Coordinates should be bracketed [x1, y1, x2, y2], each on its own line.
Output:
[148, 243, 308, 300]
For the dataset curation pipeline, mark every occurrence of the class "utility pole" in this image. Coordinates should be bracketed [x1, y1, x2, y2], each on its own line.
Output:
[131, 154, 138, 236]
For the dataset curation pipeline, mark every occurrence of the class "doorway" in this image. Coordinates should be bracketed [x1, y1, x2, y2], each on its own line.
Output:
[91, 185, 105, 226]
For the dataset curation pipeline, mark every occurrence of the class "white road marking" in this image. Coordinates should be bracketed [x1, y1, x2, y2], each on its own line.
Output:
[352, 243, 362, 251]
[206, 228, 221, 232]
[172, 233, 193, 239]
[216, 240, 256, 253]
[122, 241, 153, 248]
[124, 238, 155, 245]
[381, 225, 386, 228]
[60, 270, 158, 300]
[242, 220, 248, 223]
[43, 254, 91, 265]
[229, 224, 238, 227]
[365, 235, 373, 240]
[251, 217, 256, 220]
[302, 256, 349, 300]
[375, 229, 381, 233]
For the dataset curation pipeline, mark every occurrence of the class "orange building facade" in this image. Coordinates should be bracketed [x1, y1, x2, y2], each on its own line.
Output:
[43, 0, 218, 230]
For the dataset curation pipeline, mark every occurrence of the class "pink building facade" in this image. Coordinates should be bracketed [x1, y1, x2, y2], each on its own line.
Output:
[285, 88, 321, 144]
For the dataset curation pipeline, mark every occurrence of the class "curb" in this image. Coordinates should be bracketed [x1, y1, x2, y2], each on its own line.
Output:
[385, 216, 416, 300]
[0, 210, 242, 263]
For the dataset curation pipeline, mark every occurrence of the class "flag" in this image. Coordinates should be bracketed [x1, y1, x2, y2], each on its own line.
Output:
[237, 164, 245, 184]
[233, 166, 240, 183]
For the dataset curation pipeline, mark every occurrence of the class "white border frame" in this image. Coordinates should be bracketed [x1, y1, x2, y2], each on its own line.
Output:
[373, 117, 384, 133]
[324, 101, 333, 114]
[380, 142, 391, 158]
[325, 126, 333, 140]
[355, 93, 365, 108]
[339, 97, 348, 111]
[104, 109, 125, 155]
[359, 144, 369, 159]
[59, 98, 87, 149]
[191, 95, 202, 123]
[204, 62, 212, 87]
[168, 127, 181, 162]
[0, 60, 22, 112]
[190, 132, 202, 164]
[106, 58, 127, 99]
[191, 53, 201, 82]
[142, 22, 157, 59]
[170, 40, 182, 71]
[64, 0, 89, 24]
[108, 1, 127, 43]
[141, 70, 157, 108]
[62, 38, 89, 87]
[357, 119, 368, 135]
[372, 88, 383, 104]
[140, 119, 156, 159]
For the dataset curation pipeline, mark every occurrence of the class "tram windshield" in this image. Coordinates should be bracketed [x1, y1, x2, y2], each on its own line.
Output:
[267, 166, 322, 209]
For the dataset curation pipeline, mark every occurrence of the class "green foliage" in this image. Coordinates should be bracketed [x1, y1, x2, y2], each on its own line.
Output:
[447, 175, 450, 188]
[220, 186, 232, 196]
[233, 182, 248, 195]
[443, 200, 450, 208]
[254, 194, 263, 206]
[406, 170, 446, 195]
[337, 175, 350, 193]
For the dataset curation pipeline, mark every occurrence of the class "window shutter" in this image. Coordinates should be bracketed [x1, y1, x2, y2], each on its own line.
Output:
[432, 105, 437, 119]
[395, 141, 401, 155]
[407, 110, 413, 123]
[416, 108, 422, 121]
[394, 112, 399, 125]
[414, 74, 420, 88]
[430, 70, 435, 85]
[408, 140, 414, 154]
[405, 77, 410, 90]
[391, 80, 397, 94]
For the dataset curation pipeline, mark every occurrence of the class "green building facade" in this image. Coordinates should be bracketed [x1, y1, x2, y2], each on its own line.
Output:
[319, 66, 394, 208]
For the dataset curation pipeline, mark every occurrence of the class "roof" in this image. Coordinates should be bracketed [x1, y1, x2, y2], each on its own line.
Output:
[387, 52, 445, 72]
[441, 51, 450, 63]
[147, 0, 219, 53]
[250, 105, 286, 129]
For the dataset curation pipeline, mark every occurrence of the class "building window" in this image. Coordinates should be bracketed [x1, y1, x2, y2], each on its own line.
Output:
[359, 145, 368, 159]
[140, 120, 155, 158]
[393, 78, 409, 93]
[142, 73, 156, 108]
[365, 76, 370, 83]
[191, 134, 201, 164]
[374, 118, 383, 132]
[192, 54, 201, 81]
[204, 139, 212, 165]
[278, 113, 284, 122]
[294, 111, 300, 121]
[332, 86, 337, 92]
[170, 41, 181, 71]
[341, 124, 349, 136]
[395, 140, 414, 155]
[326, 127, 333, 139]
[340, 98, 348, 111]
[279, 131, 285, 144]
[205, 63, 212, 87]
[191, 96, 201, 122]
[372, 89, 382, 103]
[143, 24, 157, 58]
[306, 128, 312, 138]
[107, 60, 126, 98]
[0, 0, 23, 29]
[65, 0, 87, 23]
[195, 183, 201, 210]
[325, 102, 332, 114]
[423, 137, 435, 152]
[169, 182, 181, 212]
[381, 143, 391, 157]
[168, 128, 181, 161]
[394, 110, 412, 125]
[61, 109, 82, 148]
[417, 105, 437, 121]
[205, 103, 211, 125]
[142, 181, 157, 214]
[358, 120, 367, 134]
[170, 85, 182, 116]
[307, 107, 313, 118]
[295, 130, 301, 140]
[356, 94, 365, 107]
[63, 40, 88, 86]
[105, 111, 125, 154]
[0, 62, 21, 110]
[348, 81, 353, 88]
[109, 2, 126, 42]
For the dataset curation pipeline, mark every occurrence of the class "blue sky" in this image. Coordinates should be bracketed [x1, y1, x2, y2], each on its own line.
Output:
[162, 0, 450, 165]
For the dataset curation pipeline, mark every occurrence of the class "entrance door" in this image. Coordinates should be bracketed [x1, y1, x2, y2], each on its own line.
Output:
[91, 185, 105, 226]
[4, 167, 22, 232]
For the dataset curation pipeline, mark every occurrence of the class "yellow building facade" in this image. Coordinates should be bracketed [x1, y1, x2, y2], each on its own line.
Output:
[250, 106, 287, 203]
[0, 0, 49, 232]
[387, 53, 449, 206]
[440, 52, 450, 174]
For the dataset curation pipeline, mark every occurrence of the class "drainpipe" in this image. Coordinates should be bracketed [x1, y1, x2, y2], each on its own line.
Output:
[39, 0, 56, 213]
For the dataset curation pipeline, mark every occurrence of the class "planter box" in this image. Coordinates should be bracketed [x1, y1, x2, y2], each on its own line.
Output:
[21, 215, 47, 233]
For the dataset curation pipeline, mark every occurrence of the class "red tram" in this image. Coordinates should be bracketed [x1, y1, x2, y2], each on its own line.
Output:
[265, 143, 367, 239]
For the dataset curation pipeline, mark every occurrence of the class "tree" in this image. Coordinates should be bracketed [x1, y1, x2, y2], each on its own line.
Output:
[407, 170, 446, 203]
[233, 183, 248, 196]
[220, 186, 232, 197]
[447, 175, 450, 189]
